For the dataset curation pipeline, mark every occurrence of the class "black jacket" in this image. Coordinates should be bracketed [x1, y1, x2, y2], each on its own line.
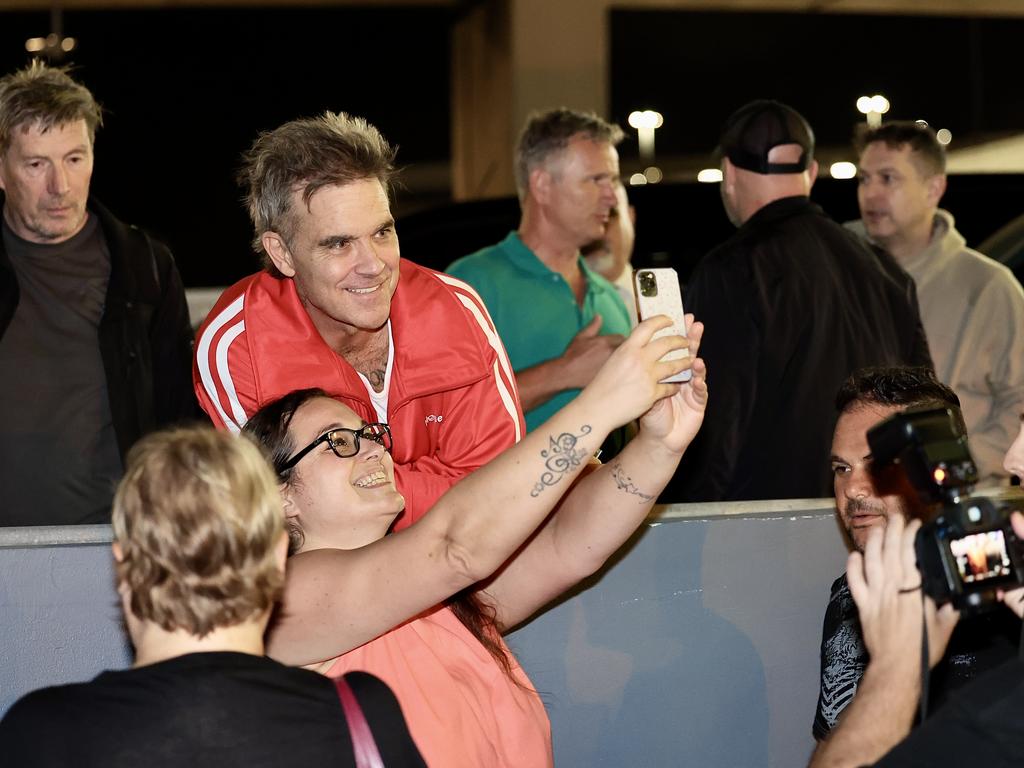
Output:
[0, 194, 197, 462]
[668, 196, 933, 502]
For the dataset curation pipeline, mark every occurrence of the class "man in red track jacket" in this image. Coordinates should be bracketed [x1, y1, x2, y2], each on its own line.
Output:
[195, 112, 523, 529]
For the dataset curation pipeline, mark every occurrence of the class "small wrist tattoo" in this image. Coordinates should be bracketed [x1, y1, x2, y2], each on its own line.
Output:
[611, 462, 654, 503]
[530, 425, 592, 497]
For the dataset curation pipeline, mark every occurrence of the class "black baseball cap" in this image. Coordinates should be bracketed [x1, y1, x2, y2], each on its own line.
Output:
[716, 99, 815, 175]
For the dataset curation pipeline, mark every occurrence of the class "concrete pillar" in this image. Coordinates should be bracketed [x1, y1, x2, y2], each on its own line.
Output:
[451, 0, 609, 201]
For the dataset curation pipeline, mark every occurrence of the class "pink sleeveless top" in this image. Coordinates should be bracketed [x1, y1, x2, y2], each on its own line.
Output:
[325, 604, 552, 767]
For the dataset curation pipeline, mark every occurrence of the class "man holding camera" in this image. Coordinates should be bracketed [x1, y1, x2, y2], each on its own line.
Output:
[810, 511, 1024, 768]
[813, 368, 1021, 751]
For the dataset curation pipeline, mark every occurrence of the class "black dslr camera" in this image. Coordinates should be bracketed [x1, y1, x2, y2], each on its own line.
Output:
[867, 407, 1024, 614]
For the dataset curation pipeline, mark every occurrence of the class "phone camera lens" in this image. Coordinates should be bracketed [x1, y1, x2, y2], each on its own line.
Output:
[639, 271, 658, 297]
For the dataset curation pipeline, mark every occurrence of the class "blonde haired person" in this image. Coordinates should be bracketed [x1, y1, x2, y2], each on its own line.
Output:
[244, 316, 708, 766]
[0, 426, 426, 768]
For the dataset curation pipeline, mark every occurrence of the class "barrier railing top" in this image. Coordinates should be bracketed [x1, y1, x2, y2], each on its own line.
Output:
[3, 488, 1021, 549]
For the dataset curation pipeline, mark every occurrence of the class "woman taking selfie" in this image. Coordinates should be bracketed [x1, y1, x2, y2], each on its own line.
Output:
[243, 315, 707, 766]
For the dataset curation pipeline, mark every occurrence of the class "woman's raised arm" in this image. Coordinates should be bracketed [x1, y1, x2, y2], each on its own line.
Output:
[268, 316, 691, 665]
[481, 318, 707, 631]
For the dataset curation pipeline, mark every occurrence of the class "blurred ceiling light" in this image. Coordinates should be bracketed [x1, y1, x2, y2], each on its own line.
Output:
[830, 162, 857, 179]
[643, 166, 663, 184]
[697, 168, 723, 183]
[627, 110, 664, 130]
[629, 173, 648, 186]
[25, 31, 76, 58]
[857, 94, 890, 127]
[916, 119, 929, 126]
[629, 110, 664, 164]
[936, 128, 952, 146]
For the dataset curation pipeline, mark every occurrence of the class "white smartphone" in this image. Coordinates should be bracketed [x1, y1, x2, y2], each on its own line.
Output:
[634, 267, 691, 383]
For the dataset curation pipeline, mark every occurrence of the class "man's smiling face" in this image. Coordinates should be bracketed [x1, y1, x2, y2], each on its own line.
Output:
[268, 177, 400, 338]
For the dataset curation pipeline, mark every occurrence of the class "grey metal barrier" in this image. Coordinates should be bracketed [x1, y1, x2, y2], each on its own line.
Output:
[0, 500, 873, 767]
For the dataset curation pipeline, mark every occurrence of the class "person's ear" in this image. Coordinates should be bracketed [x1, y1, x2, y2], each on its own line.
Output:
[927, 173, 947, 206]
[280, 482, 297, 514]
[806, 159, 820, 192]
[111, 542, 131, 602]
[721, 159, 733, 186]
[274, 531, 289, 572]
[530, 166, 554, 206]
[262, 232, 296, 277]
[281, 479, 302, 519]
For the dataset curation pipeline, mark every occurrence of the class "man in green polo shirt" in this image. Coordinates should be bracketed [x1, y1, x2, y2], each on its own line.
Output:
[447, 108, 632, 433]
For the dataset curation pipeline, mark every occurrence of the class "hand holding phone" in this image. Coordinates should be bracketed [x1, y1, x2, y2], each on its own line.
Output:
[634, 268, 691, 383]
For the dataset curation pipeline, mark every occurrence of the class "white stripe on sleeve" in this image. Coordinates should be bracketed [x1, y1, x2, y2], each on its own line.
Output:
[432, 273, 522, 443]
[216, 320, 249, 432]
[196, 294, 245, 433]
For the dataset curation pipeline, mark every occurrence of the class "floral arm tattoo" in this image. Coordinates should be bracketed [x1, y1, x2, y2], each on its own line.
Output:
[530, 425, 593, 497]
[610, 462, 654, 503]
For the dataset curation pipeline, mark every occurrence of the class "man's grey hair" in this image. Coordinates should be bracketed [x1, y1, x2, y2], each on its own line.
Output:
[239, 111, 397, 275]
[0, 61, 103, 155]
[515, 108, 624, 200]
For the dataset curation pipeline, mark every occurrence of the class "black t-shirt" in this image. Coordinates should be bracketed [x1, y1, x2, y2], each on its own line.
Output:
[872, 659, 1024, 767]
[814, 574, 1021, 741]
[0, 652, 426, 768]
[0, 212, 123, 525]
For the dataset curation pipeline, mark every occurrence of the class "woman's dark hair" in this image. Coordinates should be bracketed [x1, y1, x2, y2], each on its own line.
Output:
[242, 388, 517, 680]
[241, 387, 326, 554]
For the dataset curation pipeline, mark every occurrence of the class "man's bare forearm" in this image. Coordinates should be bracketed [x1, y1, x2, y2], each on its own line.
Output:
[515, 358, 573, 413]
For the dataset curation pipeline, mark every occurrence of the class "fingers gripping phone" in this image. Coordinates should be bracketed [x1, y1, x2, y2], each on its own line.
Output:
[634, 267, 691, 383]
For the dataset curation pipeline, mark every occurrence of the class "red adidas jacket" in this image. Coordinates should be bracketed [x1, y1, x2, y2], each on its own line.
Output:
[194, 260, 523, 529]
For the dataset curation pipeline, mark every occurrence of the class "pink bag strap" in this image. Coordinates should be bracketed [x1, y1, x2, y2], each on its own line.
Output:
[335, 676, 385, 768]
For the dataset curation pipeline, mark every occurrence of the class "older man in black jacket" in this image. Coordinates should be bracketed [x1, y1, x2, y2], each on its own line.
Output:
[0, 62, 194, 526]
[668, 100, 933, 503]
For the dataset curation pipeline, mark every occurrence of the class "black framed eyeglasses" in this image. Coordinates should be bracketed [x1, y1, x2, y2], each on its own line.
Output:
[282, 422, 392, 471]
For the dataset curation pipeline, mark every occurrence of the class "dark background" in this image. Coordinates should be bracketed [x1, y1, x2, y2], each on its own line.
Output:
[1, 7, 1022, 287]
[0, 6, 454, 286]
[397, 175, 1024, 283]
[609, 11, 1024, 163]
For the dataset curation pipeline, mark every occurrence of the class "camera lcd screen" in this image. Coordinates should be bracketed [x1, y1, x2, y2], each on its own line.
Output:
[950, 530, 1012, 584]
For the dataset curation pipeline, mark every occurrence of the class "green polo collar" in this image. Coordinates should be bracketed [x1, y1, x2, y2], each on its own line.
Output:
[499, 231, 615, 296]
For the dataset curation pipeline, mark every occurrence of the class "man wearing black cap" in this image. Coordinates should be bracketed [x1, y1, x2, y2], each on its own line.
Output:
[668, 100, 932, 503]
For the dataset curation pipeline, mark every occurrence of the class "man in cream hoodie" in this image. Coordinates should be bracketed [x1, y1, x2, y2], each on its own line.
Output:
[849, 121, 1024, 485]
